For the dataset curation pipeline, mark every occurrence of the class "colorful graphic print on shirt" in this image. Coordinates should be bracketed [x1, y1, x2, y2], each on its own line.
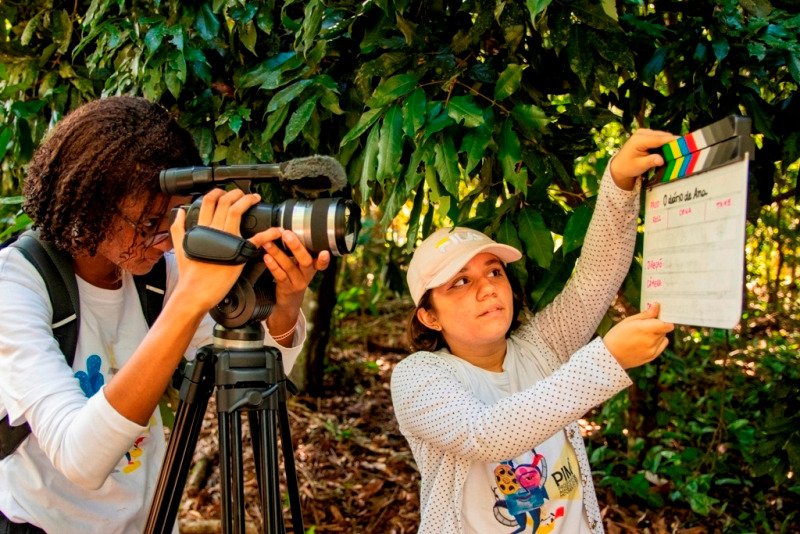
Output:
[74, 353, 148, 474]
[490, 446, 580, 533]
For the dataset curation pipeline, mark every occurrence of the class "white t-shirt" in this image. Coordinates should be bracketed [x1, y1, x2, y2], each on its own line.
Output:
[0, 249, 305, 533]
[458, 343, 590, 534]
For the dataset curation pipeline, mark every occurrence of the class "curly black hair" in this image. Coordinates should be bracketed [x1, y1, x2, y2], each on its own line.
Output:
[23, 96, 202, 256]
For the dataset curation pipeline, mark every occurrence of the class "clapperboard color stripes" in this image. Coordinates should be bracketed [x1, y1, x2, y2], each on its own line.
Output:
[652, 115, 754, 183]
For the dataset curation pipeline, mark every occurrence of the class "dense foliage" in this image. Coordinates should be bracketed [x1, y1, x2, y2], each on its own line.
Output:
[1, 0, 798, 530]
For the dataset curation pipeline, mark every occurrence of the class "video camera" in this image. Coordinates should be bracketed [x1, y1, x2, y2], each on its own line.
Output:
[160, 155, 360, 328]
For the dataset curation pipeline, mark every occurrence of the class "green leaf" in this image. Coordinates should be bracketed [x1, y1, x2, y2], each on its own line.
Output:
[10, 100, 47, 119]
[144, 22, 168, 54]
[54, 10, 74, 55]
[340, 108, 383, 146]
[517, 208, 554, 269]
[461, 125, 492, 175]
[379, 177, 409, 228]
[195, 3, 220, 40]
[495, 64, 524, 101]
[267, 79, 314, 112]
[711, 37, 730, 61]
[262, 104, 290, 143]
[405, 180, 426, 251]
[239, 20, 258, 55]
[402, 88, 426, 137]
[497, 216, 529, 285]
[366, 73, 421, 109]
[498, 120, 528, 194]
[360, 123, 380, 202]
[562, 203, 593, 254]
[434, 136, 460, 198]
[601, 0, 618, 21]
[526, 0, 553, 20]
[788, 52, 800, 84]
[565, 26, 593, 89]
[21, 11, 44, 46]
[376, 105, 404, 184]
[642, 47, 668, 82]
[319, 87, 344, 115]
[238, 52, 299, 90]
[446, 95, 484, 128]
[422, 103, 455, 141]
[283, 95, 319, 147]
[0, 127, 13, 161]
[511, 104, 550, 136]
[298, 0, 323, 55]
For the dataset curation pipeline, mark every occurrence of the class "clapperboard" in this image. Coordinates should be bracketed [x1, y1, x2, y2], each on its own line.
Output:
[641, 115, 754, 329]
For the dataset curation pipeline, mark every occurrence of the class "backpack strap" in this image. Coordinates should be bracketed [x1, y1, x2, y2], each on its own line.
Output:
[12, 230, 81, 363]
[1, 230, 79, 459]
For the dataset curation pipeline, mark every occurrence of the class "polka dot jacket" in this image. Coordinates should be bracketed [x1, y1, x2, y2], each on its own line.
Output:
[391, 164, 641, 534]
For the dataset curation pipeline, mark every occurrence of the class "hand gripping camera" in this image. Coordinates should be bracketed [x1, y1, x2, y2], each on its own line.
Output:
[160, 155, 360, 328]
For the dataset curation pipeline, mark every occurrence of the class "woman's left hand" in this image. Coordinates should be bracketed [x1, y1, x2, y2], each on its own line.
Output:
[610, 129, 679, 190]
[259, 230, 331, 343]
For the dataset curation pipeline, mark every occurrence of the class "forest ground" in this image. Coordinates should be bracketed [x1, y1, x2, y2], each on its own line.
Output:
[176, 300, 749, 534]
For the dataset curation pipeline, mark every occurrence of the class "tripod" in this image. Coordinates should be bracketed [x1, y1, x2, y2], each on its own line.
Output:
[144, 322, 304, 534]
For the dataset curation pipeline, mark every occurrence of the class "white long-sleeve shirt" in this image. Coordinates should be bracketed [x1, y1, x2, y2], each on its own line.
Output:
[391, 165, 640, 533]
[0, 250, 305, 533]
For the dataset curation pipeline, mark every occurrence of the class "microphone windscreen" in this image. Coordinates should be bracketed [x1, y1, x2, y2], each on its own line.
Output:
[280, 155, 347, 193]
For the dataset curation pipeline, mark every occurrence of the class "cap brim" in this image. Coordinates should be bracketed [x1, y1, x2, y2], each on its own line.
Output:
[425, 243, 522, 291]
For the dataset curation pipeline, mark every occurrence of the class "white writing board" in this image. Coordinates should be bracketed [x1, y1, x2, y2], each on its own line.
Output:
[641, 158, 749, 329]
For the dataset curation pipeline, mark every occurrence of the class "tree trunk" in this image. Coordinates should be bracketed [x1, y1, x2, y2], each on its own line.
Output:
[303, 256, 338, 396]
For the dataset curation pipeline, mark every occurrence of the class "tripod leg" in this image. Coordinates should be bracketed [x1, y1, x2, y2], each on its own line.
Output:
[278, 393, 304, 534]
[145, 349, 215, 534]
[250, 409, 282, 533]
[220, 411, 248, 534]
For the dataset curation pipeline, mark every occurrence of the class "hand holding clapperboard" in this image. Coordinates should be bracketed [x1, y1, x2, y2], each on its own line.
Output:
[642, 115, 754, 329]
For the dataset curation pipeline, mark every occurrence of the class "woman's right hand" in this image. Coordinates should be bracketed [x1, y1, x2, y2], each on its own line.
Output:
[170, 188, 283, 313]
[602, 303, 675, 369]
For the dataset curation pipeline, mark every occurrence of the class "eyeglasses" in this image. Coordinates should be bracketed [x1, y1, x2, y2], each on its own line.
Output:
[118, 212, 172, 247]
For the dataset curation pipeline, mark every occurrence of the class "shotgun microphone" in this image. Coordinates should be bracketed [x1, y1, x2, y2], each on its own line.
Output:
[159, 155, 348, 195]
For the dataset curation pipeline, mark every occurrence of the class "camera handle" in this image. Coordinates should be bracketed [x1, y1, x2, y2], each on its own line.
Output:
[144, 323, 304, 534]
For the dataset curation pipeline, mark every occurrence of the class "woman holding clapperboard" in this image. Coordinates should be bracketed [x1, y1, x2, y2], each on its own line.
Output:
[392, 129, 678, 533]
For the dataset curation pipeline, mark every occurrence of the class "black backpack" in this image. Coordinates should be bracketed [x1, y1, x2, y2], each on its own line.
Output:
[0, 229, 166, 459]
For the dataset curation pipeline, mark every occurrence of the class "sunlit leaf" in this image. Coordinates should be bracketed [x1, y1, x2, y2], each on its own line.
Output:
[376, 105, 404, 184]
[525, 0, 552, 19]
[434, 136, 459, 197]
[446, 95, 483, 128]
[360, 123, 380, 202]
[495, 64, 524, 101]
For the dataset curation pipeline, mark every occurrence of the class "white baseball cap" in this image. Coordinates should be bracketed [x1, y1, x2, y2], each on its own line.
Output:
[407, 227, 522, 305]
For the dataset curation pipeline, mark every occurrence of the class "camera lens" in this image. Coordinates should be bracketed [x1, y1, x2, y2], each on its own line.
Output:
[186, 197, 361, 256]
[277, 198, 360, 256]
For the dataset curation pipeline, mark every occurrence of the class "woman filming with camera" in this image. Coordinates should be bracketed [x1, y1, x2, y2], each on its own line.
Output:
[0, 96, 329, 533]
